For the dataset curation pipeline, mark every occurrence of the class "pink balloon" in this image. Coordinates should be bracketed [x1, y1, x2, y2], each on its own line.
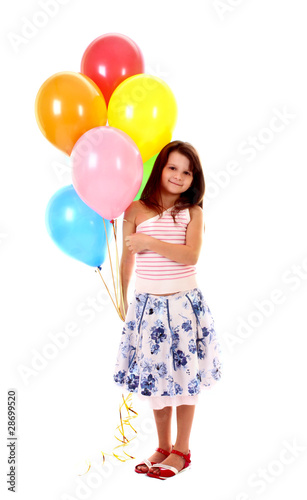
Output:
[71, 127, 143, 220]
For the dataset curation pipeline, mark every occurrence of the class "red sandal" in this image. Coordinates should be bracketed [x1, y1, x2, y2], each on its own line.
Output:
[146, 449, 191, 480]
[134, 447, 172, 474]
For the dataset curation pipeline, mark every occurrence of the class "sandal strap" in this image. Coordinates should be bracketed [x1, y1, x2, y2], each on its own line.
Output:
[151, 463, 179, 475]
[135, 457, 152, 470]
[136, 448, 171, 471]
[156, 447, 171, 457]
[171, 449, 191, 463]
[142, 458, 153, 468]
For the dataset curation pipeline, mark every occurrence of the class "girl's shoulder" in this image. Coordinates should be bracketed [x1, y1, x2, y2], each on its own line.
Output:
[188, 204, 203, 220]
[123, 200, 140, 223]
[189, 204, 203, 214]
[187, 205, 204, 231]
[124, 200, 151, 225]
[125, 200, 142, 213]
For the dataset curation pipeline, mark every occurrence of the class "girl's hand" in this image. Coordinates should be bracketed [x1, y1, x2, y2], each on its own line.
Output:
[119, 298, 128, 321]
[125, 233, 152, 254]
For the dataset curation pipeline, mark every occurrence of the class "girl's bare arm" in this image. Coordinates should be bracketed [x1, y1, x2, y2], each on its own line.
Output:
[125, 206, 204, 266]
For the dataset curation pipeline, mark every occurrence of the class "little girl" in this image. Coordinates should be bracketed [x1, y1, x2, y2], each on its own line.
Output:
[113, 140, 222, 480]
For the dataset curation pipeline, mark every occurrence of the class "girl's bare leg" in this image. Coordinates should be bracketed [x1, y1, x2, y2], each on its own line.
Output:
[136, 406, 173, 473]
[174, 404, 195, 452]
[150, 404, 195, 473]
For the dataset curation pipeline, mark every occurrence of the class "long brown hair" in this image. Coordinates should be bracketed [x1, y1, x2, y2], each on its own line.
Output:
[140, 140, 205, 219]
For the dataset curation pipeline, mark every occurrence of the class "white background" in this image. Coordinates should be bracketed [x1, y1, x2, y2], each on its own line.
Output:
[1, 0, 307, 498]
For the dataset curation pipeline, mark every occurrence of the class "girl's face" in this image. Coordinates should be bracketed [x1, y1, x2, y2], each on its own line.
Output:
[160, 151, 193, 196]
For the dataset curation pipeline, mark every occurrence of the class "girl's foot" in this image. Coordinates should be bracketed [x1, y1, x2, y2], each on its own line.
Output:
[135, 447, 172, 474]
[149, 449, 189, 475]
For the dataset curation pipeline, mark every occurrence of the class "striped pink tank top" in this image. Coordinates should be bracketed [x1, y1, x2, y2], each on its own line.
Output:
[135, 207, 198, 294]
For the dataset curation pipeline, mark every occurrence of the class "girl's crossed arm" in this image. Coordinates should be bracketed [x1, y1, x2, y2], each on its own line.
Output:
[125, 205, 204, 266]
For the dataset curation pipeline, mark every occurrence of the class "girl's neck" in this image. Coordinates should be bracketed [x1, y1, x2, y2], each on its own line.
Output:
[157, 193, 179, 211]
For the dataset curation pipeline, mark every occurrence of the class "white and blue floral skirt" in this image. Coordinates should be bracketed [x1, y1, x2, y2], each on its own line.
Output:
[113, 288, 222, 409]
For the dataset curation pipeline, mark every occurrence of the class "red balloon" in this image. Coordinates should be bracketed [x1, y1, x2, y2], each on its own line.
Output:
[81, 33, 144, 105]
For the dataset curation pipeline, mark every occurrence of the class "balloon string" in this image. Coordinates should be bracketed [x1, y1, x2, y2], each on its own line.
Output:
[116, 222, 126, 318]
[95, 267, 120, 317]
[102, 218, 118, 309]
[98, 218, 124, 322]
[119, 275, 126, 318]
[112, 221, 120, 308]
[112, 219, 125, 317]
[115, 219, 120, 307]
[78, 392, 138, 475]
[101, 392, 138, 463]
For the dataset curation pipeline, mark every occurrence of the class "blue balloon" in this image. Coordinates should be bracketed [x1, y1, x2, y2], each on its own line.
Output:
[45, 185, 113, 267]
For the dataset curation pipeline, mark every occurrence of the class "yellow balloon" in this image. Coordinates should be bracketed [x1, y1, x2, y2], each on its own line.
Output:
[35, 72, 107, 155]
[108, 74, 177, 162]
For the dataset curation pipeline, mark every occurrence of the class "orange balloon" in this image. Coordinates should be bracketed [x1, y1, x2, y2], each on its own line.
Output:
[35, 72, 107, 155]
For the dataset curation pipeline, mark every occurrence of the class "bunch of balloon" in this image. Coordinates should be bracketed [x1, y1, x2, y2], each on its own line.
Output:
[35, 33, 178, 321]
[71, 126, 143, 319]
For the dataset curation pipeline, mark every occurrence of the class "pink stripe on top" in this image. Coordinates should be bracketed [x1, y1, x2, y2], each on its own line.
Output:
[135, 207, 197, 294]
